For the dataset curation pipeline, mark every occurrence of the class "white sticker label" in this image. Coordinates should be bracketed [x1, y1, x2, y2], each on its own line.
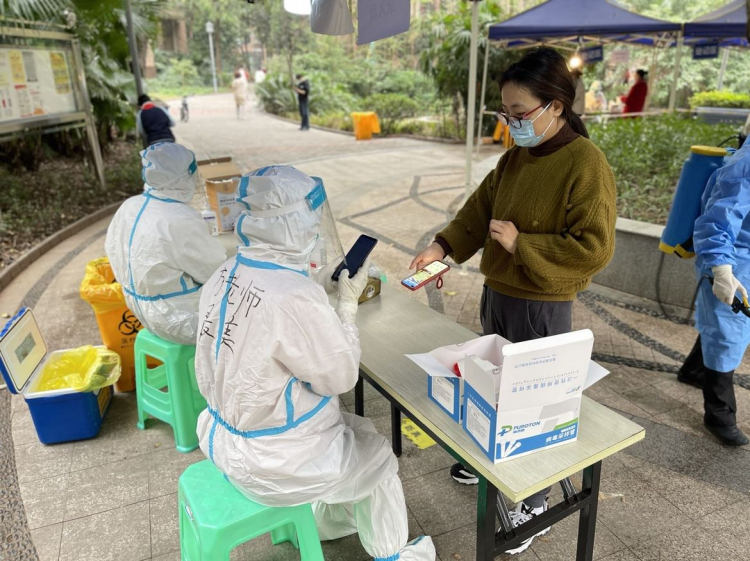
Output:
[466, 399, 491, 452]
[431, 376, 455, 414]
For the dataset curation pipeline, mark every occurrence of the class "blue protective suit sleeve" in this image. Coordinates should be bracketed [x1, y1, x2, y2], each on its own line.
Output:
[694, 146, 750, 269]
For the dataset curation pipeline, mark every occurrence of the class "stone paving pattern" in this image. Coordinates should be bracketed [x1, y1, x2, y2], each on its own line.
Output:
[2, 93, 750, 561]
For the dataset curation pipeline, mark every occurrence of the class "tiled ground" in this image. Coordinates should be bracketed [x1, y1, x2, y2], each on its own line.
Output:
[2, 92, 749, 561]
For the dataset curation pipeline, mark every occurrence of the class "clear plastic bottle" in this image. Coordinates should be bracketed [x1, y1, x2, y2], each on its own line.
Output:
[309, 237, 328, 272]
[202, 205, 219, 236]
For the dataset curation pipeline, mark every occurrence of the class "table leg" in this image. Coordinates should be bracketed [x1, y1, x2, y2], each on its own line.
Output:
[391, 404, 402, 457]
[355, 373, 364, 417]
[495, 493, 515, 542]
[476, 476, 497, 561]
[576, 461, 602, 561]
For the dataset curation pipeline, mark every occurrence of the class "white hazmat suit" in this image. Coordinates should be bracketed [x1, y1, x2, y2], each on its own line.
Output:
[194, 165, 435, 561]
[105, 142, 227, 345]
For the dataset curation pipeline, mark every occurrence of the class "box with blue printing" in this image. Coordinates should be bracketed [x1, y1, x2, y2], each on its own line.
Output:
[408, 331, 608, 462]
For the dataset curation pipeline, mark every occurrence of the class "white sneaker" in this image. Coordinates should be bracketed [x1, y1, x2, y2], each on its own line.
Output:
[499, 499, 550, 555]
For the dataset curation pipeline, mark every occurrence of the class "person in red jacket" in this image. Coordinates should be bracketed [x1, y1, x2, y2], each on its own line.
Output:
[621, 69, 648, 114]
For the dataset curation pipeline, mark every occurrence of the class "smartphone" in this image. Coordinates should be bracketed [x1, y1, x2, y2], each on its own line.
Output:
[332, 235, 378, 281]
[401, 260, 451, 291]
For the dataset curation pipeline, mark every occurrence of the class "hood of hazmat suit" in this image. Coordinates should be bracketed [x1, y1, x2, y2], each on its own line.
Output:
[693, 142, 750, 372]
[194, 165, 435, 561]
[105, 142, 228, 345]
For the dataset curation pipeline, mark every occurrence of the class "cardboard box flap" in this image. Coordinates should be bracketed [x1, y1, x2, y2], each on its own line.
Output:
[502, 329, 594, 357]
[406, 334, 508, 378]
[197, 157, 242, 182]
[463, 357, 501, 405]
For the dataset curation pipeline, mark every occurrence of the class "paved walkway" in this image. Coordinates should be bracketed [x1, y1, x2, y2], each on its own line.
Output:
[2, 93, 750, 561]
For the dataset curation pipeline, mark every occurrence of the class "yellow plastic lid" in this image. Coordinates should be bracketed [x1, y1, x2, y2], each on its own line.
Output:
[691, 145, 728, 157]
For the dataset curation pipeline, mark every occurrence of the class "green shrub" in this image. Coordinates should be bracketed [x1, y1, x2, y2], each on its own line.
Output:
[588, 114, 738, 224]
[310, 111, 354, 131]
[151, 57, 204, 89]
[255, 73, 299, 115]
[365, 93, 420, 134]
[689, 91, 750, 109]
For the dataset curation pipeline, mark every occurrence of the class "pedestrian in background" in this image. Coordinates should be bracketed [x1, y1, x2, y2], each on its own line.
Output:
[232, 71, 248, 120]
[294, 73, 310, 131]
[621, 69, 648, 115]
[135, 94, 175, 148]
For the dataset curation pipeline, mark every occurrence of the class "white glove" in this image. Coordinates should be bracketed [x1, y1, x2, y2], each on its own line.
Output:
[712, 264, 748, 306]
[336, 257, 371, 319]
[313, 257, 344, 294]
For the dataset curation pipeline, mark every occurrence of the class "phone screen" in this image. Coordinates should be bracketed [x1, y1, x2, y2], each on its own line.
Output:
[332, 235, 378, 281]
[402, 261, 450, 289]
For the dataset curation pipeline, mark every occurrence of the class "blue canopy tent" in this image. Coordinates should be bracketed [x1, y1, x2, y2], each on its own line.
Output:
[684, 0, 747, 45]
[487, 0, 680, 46]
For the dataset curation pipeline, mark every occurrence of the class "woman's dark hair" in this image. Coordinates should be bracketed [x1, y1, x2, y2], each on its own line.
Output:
[499, 48, 589, 139]
[137, 94, 150, 107]
[235, 71, 241, 78]
[636, 69, 648, 79]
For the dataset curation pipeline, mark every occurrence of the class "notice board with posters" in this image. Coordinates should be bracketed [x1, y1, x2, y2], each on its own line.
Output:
[0, 21, 104, 187]
[0, 46, 79, 123]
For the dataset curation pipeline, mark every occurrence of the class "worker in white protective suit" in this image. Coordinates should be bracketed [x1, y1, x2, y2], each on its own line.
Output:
[105, 142, 227, 345]
[194, 165, 435, 561]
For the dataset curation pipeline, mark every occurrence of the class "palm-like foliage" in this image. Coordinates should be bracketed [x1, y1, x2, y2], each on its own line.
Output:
[1, 0, 69, 22]
[418, 2, 522, 134]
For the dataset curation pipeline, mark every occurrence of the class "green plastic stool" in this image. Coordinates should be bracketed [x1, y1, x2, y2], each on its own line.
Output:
[179, 460, 324, 560]
[134, 329, 206, 453]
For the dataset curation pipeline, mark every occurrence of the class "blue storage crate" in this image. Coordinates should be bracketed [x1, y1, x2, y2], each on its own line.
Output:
[0, 308, 115, 444]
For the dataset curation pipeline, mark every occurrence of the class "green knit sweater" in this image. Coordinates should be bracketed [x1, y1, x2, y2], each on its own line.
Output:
[438, 136, 617, 301]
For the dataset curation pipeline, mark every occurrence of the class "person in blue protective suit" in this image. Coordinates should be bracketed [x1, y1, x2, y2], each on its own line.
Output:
[194, 165, 436, 561]
[105, 142, 227, 345]
[678, 140, 750, 446]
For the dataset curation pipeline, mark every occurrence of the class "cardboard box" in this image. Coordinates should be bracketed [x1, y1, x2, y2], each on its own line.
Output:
[460, 330, 609, 463]
[406, 337, 506, 422]
[197, 158, 243, 233]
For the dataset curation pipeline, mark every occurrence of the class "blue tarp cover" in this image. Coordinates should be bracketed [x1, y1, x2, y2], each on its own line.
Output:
[685, 0, 746, 39]
[488, 0, 680, 41]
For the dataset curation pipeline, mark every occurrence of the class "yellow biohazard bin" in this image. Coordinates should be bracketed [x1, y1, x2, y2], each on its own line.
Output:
[351, 112, 381, 141]
[79, 257, 142, 393]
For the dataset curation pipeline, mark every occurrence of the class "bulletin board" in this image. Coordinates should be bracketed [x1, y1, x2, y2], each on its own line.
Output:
[0, 46, 79, 124]
[0, 22, 105, 187]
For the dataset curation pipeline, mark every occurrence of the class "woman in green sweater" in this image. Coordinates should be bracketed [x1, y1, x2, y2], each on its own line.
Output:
[411, 48, 616, 555]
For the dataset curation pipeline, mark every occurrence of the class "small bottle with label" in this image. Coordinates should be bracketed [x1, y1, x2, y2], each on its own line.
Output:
[202, 205, 219, 236]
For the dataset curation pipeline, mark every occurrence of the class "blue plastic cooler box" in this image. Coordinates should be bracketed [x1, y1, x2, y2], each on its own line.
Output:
[0, 308, 114, 444]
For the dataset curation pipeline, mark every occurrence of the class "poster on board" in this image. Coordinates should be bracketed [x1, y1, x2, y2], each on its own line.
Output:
[0, 47, 78, 124]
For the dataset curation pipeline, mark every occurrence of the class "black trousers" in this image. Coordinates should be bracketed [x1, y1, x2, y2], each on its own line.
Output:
[680, 336, 738, 428]
[299, 99, 309, 130]
[480, 286, 574, 508]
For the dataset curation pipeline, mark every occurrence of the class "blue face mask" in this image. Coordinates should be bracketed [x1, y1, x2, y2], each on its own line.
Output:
[509, 102, 556, 148]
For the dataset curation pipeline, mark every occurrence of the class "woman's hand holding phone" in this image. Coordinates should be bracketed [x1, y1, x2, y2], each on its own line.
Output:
[410, 242, 445, 270]
[490, 220, 519, 254]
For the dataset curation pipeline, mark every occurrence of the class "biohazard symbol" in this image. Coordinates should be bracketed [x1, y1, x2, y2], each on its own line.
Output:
[118, 310, 142, 336]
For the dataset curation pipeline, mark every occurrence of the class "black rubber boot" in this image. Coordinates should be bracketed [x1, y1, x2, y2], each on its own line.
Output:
[677, 336, 706, 389]
[703, 368, 749, 446]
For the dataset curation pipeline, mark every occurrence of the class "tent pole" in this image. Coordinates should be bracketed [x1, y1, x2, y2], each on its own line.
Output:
[717, 48, 729, 90]
[462, 0, 481, 275]
[668, 32, 683, 112]
[475, 34, 491, 155]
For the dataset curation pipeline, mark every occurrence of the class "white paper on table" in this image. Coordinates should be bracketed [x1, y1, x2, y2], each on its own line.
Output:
[357, 0, 411, 45]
